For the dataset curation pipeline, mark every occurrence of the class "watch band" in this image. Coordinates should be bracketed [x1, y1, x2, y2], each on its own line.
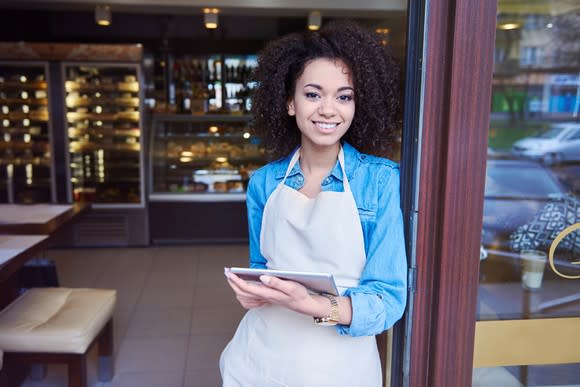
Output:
[313, 293, 339, 326]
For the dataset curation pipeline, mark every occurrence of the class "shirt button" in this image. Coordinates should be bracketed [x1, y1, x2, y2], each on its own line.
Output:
[323, 177, 331, 185]
[297, 176, 303, 183]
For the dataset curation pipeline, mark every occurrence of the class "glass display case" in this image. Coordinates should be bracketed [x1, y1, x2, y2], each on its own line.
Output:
[145, 53, 257, 116]
[0, 62, 53, 204]
[149, 114, 265, 200]
[63, 63, 144, 206]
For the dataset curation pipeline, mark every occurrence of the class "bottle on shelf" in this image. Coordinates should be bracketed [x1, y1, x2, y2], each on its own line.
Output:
[180, 70, 192, 114]
[169, 61, 180, 113]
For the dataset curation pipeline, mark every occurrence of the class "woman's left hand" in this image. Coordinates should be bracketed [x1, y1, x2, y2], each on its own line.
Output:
[226, 270, 318, 316]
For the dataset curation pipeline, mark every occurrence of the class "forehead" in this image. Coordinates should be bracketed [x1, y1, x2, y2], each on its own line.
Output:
[297, 58, 353, 86]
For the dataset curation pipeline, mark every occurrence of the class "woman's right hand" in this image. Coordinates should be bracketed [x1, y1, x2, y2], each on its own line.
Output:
[225, 268, 271, 309]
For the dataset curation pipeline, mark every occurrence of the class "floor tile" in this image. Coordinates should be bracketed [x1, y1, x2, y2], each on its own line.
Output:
[195, 263, 232, 288]
[197, 245, 249, 263]
[126, 307, 192, 337]
[116, 337, 188, 373]
[94, 269, 149, 291]
[108, 253, 153, 273]
[184, 369, 222, 387]
[100, 371, 183, 387]
[136, 286, 194, 311]
[145, 270, 197, 289]
[148, 247, 200, 272]
[186, 334, 232, 371]
[193, 285, 239, 308]
[190, 306, 246, 335]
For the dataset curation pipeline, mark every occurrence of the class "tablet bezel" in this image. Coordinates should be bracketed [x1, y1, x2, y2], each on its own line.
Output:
[229, 267, 339, 296]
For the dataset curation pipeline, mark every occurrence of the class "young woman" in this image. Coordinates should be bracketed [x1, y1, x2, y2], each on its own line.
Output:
[221, 20, 407, 387]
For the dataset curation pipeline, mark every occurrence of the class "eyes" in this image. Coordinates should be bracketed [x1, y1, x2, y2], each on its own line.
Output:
[304, 91, 354, 103]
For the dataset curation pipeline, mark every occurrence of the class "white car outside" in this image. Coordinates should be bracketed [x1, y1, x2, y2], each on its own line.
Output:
[511, 122, 580, 165]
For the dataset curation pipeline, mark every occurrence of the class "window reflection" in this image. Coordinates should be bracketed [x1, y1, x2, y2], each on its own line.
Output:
[475, 1, 580, 385]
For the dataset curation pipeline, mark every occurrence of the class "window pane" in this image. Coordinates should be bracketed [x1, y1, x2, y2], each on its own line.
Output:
[475, 1, 580, 385]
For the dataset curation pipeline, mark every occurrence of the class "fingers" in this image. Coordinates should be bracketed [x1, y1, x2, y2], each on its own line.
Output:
[225, 270, 271, 309]
[226, 271, 267, 295]
[224, 269, 310, 312]
[227, 275, 260, 299]
[259, 275, 302, 297]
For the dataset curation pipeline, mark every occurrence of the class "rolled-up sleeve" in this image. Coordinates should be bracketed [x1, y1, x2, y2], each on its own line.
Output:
[337, 166, 408, 337]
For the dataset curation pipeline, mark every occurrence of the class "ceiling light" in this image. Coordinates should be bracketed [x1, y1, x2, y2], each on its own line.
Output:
[375, 28, 390, 46]
[204, 8, 219, 29]
[308, 11, 321, 31]
[95, 5, 112, 26]
[498, 22, 520, 30]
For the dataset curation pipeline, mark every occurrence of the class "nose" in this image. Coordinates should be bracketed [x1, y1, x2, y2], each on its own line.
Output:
[317, 97, 336, 116]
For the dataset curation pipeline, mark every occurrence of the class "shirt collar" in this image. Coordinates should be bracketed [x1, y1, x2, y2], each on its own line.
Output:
[274, 141, 361, 181]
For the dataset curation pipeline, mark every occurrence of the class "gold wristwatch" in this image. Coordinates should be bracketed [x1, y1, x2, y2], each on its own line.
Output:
[313, 293, 339, 326]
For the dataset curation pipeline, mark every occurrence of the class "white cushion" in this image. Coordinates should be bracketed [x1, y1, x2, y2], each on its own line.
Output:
[0, 288, 116, 354]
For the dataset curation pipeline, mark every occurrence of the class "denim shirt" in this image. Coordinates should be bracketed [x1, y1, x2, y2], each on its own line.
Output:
[246, 142, 408, 337]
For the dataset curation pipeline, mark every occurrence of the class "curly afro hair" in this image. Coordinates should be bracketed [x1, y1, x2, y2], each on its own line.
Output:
[251, 20, 401, 159]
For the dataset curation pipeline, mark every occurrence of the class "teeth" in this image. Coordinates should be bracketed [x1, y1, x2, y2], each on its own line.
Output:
[316, 122, 337, 129]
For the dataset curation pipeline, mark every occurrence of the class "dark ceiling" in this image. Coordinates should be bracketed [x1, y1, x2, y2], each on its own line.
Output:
[0, 6, 407, 56]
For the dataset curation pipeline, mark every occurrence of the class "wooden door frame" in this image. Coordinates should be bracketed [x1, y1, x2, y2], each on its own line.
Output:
[408, 0, 498, 386]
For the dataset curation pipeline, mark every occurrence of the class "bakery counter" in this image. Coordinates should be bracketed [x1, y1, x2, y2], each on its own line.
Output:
[149, 193, 245, 202]
[148, 199, 248, 244]
[148, 114, 264, 244]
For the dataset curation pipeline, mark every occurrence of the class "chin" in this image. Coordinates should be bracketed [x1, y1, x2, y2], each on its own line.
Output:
[302, 136, 343, 149]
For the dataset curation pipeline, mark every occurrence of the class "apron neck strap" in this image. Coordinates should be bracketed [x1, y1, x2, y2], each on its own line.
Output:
[282, 147, 351, 192]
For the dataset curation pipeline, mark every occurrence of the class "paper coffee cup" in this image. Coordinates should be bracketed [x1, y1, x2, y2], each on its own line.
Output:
[520, 250, 547, 291]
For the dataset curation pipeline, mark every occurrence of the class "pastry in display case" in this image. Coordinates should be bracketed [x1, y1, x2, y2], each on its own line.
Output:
[0, 62, 53, 203]
[64, 63, 144, 205]
[150, 114, 265, 198]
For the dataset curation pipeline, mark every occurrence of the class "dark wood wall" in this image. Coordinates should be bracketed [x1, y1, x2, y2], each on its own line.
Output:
[409, 0, 497, 386]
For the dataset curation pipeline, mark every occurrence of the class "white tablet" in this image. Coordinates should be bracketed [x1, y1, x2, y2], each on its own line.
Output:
[229, 267, 339, 296]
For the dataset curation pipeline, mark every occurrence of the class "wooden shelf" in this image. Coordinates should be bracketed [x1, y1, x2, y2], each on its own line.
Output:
[152, 113, 252, 123]
[0, 81, 48, 90]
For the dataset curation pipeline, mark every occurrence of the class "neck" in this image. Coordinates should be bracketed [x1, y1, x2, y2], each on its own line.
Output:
[299, 142, 340, 176]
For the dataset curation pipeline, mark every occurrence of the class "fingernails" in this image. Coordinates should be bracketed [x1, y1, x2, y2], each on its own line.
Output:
[224, 267, 231, 279]
[260, 275, 271, 285]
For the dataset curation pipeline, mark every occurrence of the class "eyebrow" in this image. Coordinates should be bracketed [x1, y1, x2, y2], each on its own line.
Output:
[303, 83, 354, 92]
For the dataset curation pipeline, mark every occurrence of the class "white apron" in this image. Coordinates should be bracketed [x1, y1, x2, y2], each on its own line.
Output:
[220, 148, 381, 387]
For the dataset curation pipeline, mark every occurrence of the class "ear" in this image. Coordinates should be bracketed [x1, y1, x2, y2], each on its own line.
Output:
[287, 99, 295, 116]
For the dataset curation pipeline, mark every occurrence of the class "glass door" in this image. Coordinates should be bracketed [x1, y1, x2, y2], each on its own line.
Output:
[473, 1, 580, 385]
[0, 62, 53, 204]
[63, 63, 144, 205]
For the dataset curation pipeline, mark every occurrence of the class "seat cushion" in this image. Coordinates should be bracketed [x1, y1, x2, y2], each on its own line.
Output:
[0, 288, 116, 354]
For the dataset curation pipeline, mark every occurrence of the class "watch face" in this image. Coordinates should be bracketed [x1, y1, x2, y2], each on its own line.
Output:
[314, 317, 338, 326]
[317, 320, 338, 326]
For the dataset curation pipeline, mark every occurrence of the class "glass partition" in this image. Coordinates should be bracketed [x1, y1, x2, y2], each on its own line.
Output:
[473, 1, 580, 385]
[64, 63, 144, 205]
[0, 62, 53, 203]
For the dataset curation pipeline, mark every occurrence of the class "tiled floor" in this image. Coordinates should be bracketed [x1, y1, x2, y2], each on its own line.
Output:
[20, 245, 248, 387]
[14, 245, 580, 387]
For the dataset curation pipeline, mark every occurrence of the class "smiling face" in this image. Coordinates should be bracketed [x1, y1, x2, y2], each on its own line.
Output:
[287, 58, 355, 151]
